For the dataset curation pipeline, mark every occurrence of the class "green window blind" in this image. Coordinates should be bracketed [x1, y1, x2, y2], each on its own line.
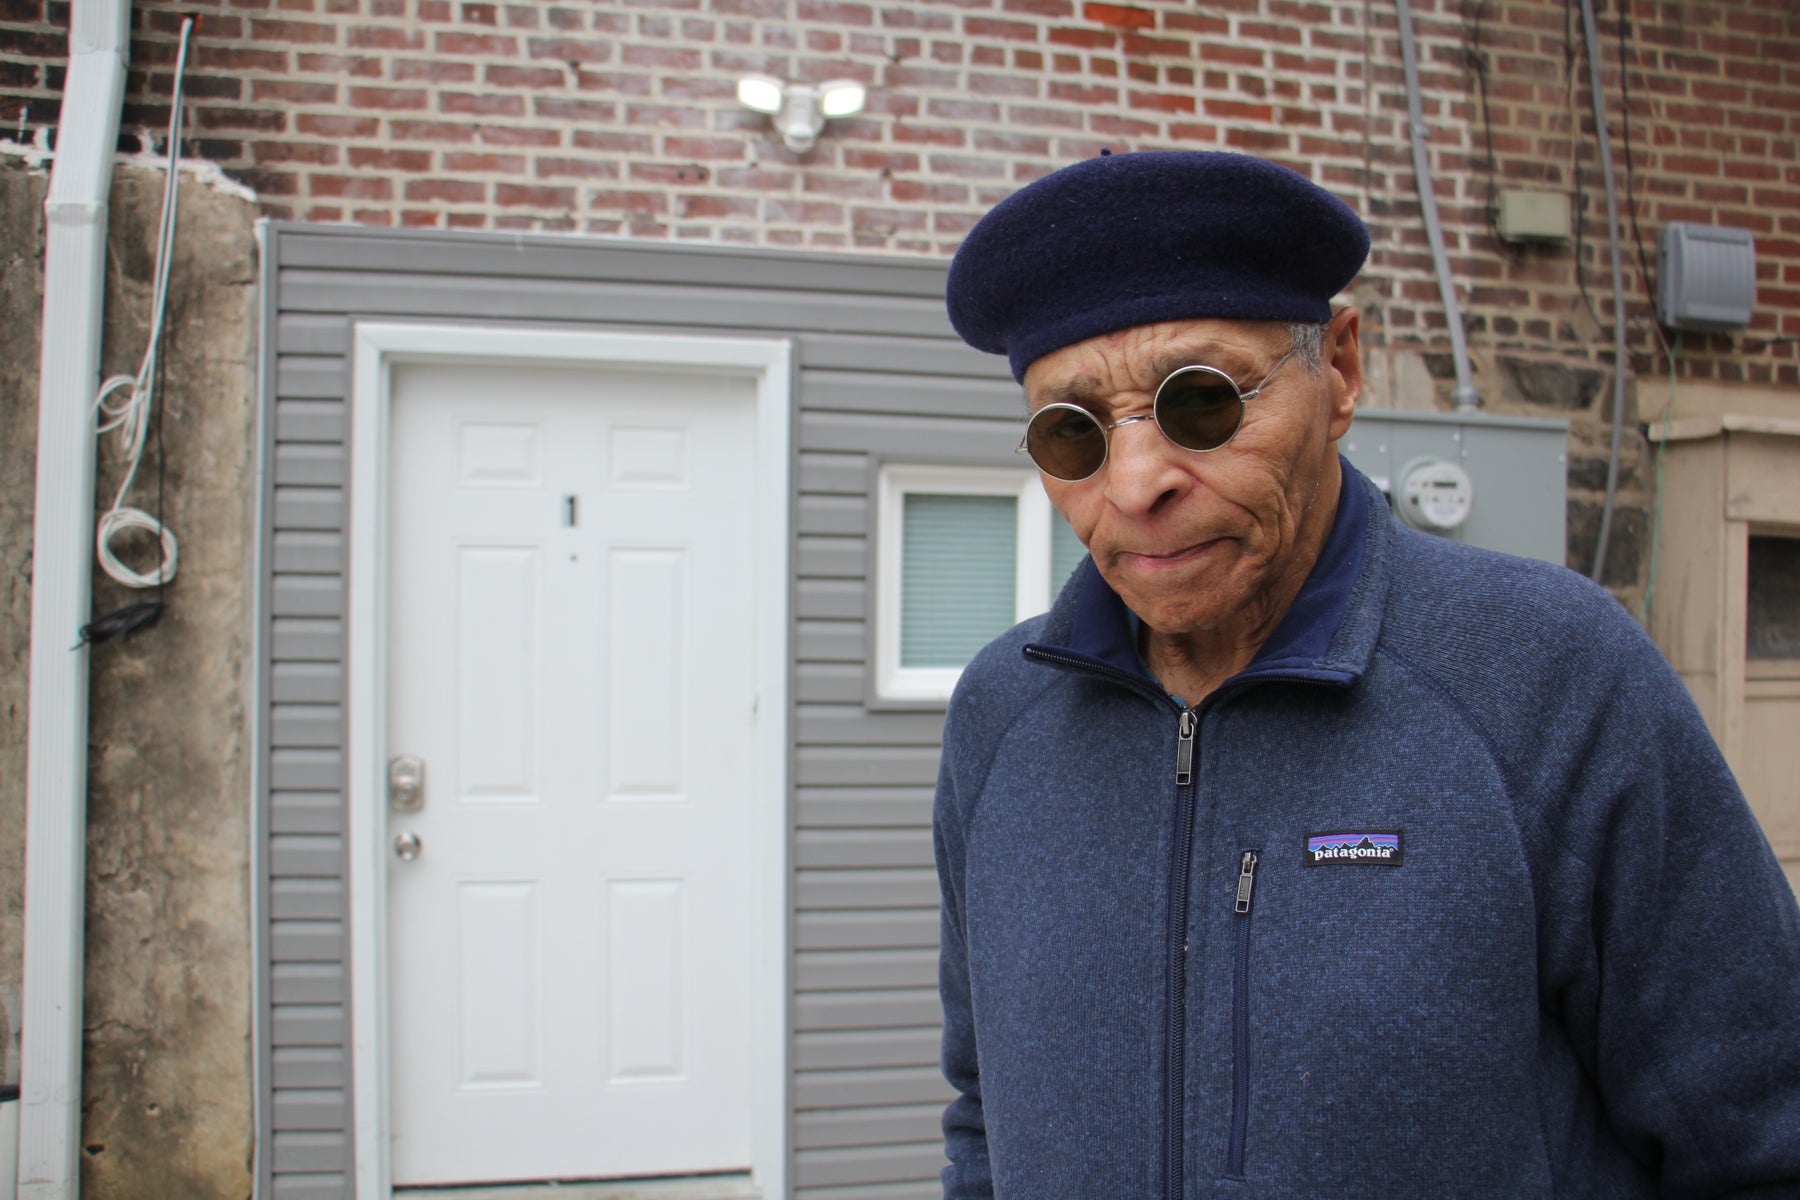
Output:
[1050, 515, 1086, 596]
[901, 493, 1018, 668]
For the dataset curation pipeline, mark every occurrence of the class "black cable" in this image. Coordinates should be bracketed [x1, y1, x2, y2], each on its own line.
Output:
[1614, 0, 1659, 307]
[1467, 0, 1517, 255]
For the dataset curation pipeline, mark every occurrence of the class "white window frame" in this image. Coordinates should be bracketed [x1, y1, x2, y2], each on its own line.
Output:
[875, 462, 1063, 703]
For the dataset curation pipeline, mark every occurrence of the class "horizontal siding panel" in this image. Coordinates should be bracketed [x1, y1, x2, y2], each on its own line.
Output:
[276, 355, 349, 400]
[271, 661, 345, 704]
[272, 574, 346, 619]
[804, 370, 1021, 422]
[799, 411, 1021, 461]
[796, 988, 942, 1033]
[798, 331, 1008, 380]
[797, 948, 938, 992]
[797, 787, 933, 828]
[795, 620, 866, 664]
[795, 1066, 953, 1111]
[269, 834, 344, 878]
[803, 1182, 943, 1200]
[270, 1088, 348, 1132]
[268, 791, 344, 835]
[796, 663, 866, 706]
[269, 617, 344, 662]
[797, 494, 868, 537]
[794, 1141, 947, 1190]
[797, 1103, 945, 1151]
[795, 1028, 940, 1072]
[279, 270, 951, 339]
[270, 962, 347, 1005]
[270, 879, 346, 921]
[275, 313, 351, 356]
[272, 486, 346, 533]
[796, 746, 939, 788]
[271, 1046, 348, 1089]
[272, 703, 346, 748]
[274, 443, 348, 487]
[272, 531, 346, 575]
[797, 451, 871, 495]
[797, 869, 938, 911]
[796, 909, 938, 952]
[271, 1172, 350, 1200]
[797, 579, 865, 622]
[269, 748, 343, 791]
[273, 1003, 347, 1047]
[277, 231, 951, 299]
[271, 1130, 350, 1174]
[796, 706, 944, 747]
[795, 534, 866, 580]
[797, 830, 932, 870]
[269, 919, 345, 963]
[275, 398, 346, 443]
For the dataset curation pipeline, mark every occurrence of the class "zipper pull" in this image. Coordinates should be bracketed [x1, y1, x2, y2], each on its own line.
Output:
[1234, 850, 1258, 914]
[1174, 708, 1196, 786]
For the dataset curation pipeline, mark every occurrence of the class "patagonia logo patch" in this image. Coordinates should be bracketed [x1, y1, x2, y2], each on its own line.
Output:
[1304, 830, 1403, 866]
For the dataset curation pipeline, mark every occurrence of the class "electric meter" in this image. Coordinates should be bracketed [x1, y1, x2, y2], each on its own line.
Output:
[1396, 458, 1474, 533]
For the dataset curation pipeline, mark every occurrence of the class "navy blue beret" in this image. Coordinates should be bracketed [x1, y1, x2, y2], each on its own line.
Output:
[946, 150, 1370, 381]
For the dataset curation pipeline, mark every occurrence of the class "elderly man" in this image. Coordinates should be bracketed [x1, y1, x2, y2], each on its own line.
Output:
[933, 150, 1800, 1199]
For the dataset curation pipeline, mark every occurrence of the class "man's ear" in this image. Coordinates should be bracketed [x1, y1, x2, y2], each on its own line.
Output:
[1323, 306, 1362, 442]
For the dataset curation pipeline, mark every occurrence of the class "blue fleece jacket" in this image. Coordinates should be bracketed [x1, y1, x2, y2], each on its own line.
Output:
[934, 467, 1800, 1199]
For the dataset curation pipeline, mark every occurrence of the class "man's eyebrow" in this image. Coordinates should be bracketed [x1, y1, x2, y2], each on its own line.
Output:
[1033, 375, 1107, 409]
[1150, 344, 1261, 383]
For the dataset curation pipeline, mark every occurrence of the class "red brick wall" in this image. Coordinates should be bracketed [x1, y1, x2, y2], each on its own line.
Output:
[4, 0, 1799, 590]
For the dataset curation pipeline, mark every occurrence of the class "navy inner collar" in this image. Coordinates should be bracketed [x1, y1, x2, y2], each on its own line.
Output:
[1059, 458, 1369, 683]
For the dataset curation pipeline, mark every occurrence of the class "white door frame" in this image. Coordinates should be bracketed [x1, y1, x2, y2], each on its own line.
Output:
[346, 322, 792, 1199]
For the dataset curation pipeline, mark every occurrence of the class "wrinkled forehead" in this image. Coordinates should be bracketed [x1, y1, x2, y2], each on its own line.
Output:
[947, 150, 1368, 383]
[1021, 317, 1295, 408]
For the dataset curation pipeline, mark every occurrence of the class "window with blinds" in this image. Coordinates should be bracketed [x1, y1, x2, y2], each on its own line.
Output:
[875, 464, 1089, 702]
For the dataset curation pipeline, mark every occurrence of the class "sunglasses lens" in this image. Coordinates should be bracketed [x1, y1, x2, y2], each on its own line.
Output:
[1025, 406, 1106, 480]
[1156, 368, 1244, 452]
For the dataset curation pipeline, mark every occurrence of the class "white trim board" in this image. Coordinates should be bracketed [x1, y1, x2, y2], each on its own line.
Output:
[346, 322, 792, 1199]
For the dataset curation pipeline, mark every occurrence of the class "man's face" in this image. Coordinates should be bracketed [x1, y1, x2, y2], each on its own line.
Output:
[1022, 309, 1361, 641]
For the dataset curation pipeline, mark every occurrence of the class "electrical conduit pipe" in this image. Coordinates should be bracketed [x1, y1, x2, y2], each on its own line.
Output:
[1396, 0, 1481, 410]
[18, 1, 129, 1197]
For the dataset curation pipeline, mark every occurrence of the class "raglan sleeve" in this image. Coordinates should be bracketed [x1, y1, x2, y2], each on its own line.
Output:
[934, 693, 995, 1199]
[1533, 621, 1800, 1195]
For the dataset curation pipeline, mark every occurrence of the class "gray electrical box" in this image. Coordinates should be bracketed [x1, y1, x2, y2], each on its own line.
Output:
[1343, 409, 1568, 565]
[1657, 222, 1756, 331]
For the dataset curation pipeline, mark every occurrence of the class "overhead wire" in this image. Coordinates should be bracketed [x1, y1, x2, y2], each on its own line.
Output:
[84, 15, 194, 639]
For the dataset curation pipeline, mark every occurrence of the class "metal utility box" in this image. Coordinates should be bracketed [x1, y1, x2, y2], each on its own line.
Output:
[1657, 223, 1757, 332]
[1342, 408, 1569, 565]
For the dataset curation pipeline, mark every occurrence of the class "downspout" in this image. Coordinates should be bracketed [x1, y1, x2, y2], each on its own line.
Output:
[17, 1, 129, 1197]
[1396, 0, 1481, 410]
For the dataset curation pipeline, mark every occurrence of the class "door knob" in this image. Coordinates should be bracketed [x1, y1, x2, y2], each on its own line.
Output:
[394, 831, 422, 861]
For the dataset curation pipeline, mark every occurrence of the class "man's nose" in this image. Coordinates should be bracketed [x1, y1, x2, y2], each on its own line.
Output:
[1102, 417, 1189, 515]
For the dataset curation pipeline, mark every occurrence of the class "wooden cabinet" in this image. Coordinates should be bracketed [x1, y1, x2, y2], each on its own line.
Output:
[1648, 406, 1800, 894]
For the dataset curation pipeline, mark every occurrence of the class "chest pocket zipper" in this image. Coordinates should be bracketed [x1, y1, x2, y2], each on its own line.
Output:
[1227, 848, 1259, 1178]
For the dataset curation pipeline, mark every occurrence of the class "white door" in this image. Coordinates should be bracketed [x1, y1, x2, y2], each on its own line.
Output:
[384, 359, 758, 1186]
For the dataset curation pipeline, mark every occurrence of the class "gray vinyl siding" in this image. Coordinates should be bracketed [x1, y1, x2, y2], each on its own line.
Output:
[256, 224, 1021, 1199]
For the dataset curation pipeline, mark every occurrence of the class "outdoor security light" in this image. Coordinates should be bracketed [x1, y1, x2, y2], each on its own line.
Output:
[736, 74, 866, 154]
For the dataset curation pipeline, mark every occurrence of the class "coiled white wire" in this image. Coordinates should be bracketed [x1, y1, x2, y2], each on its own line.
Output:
[92, 16, 194, 589]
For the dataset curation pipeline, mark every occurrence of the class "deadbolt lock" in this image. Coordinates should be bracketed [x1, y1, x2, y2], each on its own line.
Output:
[388, 755, 425, 813]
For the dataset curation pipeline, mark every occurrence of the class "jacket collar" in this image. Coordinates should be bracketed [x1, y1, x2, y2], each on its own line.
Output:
[1032, 459, 1390, 692]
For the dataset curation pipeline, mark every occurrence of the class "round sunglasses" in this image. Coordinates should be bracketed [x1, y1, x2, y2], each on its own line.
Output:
[1017, 344, 1303, 482]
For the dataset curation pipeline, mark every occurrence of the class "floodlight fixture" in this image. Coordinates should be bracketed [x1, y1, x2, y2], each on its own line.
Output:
[735, 74, 867, 154]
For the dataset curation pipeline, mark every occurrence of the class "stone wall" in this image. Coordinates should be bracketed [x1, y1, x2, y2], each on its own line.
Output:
[0, 154, 260, 1199]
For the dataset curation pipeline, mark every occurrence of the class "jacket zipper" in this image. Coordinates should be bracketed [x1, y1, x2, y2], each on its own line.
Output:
[1022, 645, 1326, 1197]
[1226, 848, 1259, 1178]
[1165, 708, 1198, 1200]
